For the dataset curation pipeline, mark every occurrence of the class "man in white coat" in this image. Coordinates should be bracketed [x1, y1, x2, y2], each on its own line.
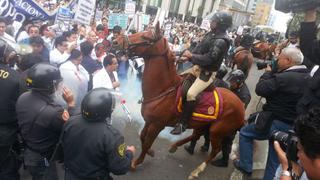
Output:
[93, 54, 120, 90]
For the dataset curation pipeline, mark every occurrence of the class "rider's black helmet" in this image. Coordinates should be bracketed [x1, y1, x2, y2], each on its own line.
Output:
[211, 12, 233, 31]
[26, 63, 62, 93]
[216, 64, 228, 79]
[227, 69, 245, 85]
[240, 34, 254, 49]
[81, 88, 115, 121]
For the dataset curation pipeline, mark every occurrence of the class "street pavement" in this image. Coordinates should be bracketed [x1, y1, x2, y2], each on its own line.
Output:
[21, 60, 267, 180]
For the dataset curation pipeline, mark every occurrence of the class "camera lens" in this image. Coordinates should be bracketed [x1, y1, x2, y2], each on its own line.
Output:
[271, 131, 289, 149]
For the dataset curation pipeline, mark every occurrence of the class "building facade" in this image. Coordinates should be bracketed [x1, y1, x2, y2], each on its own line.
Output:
[251, 0, 272, 25]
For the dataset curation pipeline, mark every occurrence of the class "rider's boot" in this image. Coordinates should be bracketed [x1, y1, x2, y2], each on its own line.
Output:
[170, 101, 196, 135]
[211, 152, 229, 167]
[200, 138, 210, 152]
[184, 140, 196, 155]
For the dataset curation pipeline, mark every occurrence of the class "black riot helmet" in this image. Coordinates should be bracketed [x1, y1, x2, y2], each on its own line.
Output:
[216, 64, 228, 79]
[26, 63, 62, 93]
[81, 88, 115, 121]
[227, 69, 245, 85]
[240, 34, 254, 49]
[211, 12, 233, 31]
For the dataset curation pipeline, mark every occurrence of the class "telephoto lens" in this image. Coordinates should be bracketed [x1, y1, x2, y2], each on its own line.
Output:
[271, 131, 299, 162]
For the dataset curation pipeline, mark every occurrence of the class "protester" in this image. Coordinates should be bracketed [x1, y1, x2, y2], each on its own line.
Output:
[63, 88, 135, 180]
[19, 25, 40, 44]
[30, 36, 50, 62]
[94, 43, 107, 63]
[93, 54, 120, 90]
[233, 48, 310, 180]
[86, 31, 98, 45]
[50, 35, 70, 66]
[59, 49, 89, 107]
[0, 17, 16, 49]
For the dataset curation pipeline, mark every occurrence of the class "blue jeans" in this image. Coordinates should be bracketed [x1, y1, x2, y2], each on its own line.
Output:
[238, 120, 293, 180]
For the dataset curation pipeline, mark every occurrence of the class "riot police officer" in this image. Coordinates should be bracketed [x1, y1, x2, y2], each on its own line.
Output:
[0, 38, 22, 180]
[16, 63, 75, 180]
[62, 88, 135, 180]
[227, 69, 251, 108]
[171, 11, 232, 134]
[210, 70, 251, 167]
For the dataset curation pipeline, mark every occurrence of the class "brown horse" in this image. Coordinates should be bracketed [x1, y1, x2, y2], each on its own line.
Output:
[231, 48, 254, 78]
[252, 41, 272, 60]
[112, 23, 245, 179]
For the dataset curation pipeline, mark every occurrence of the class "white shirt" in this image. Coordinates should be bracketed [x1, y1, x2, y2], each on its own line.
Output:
[59, 61, 89, 107]
[93, 69, 119, 90]
[0, 33, 17, 50]
[50, 48, 70, 66]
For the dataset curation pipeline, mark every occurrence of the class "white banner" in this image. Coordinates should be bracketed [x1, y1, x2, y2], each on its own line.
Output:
[74, 0, 95, 25]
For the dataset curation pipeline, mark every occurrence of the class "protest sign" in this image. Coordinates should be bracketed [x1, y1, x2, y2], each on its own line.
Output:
[108, 13, 129, 29]
[125, 0, 136, 15]
[200, 19, 210, 31]
[164, 23, 172, 39]
[74, 0, 96, 25]
[54, 7, 73, 35]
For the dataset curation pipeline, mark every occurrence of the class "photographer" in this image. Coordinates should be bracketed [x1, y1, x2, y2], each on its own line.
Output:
[274, 107, 320, 180]
[233, 47, 310, 180]
[297, 9, 320, 114]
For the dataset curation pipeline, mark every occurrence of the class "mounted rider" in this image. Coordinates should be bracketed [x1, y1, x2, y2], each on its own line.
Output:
[171, 12, 232, 135]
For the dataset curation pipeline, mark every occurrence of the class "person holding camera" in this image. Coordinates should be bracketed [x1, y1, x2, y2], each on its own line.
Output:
[274, 107, 320, 180]
[233, 47, 310, 180]
[297, 9, 320, 114]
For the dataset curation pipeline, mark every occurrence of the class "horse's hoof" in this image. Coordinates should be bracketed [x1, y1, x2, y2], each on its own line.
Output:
[147, 149, 155, 157]
[131, 161, 137, 171]
[169, 146, 177, 153]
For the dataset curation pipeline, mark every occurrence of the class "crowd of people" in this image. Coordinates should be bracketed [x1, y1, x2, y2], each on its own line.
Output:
[0, 5, 320, 180]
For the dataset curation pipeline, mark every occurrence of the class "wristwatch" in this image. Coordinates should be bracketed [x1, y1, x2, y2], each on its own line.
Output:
[281, 170, 291, 177]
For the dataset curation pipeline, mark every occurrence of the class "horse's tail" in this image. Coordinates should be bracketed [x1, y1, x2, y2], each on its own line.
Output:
[239, 55, 249, 78]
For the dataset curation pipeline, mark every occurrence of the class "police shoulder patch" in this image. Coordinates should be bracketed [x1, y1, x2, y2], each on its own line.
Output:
[117, 143, 126, 157]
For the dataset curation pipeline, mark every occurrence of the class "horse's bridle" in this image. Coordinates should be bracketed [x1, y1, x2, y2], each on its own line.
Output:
[123, 29, 160, 50]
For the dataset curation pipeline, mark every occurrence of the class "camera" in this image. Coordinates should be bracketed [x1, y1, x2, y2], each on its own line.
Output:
[271, 130, 299, 162]
[275, 0, 320, 13]
[257, 59, 277, 70]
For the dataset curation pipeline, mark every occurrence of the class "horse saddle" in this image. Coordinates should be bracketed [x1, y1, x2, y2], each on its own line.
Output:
[175, 74, 224, 122]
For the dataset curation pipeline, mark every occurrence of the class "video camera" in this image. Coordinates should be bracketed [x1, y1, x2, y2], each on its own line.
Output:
[271, 130, 299, 162]
[275, 0, 320, 13]
[256, 59, 277, 71]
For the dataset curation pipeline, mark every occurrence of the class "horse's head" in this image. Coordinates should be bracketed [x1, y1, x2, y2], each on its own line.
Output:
[112, 22, 164, 56]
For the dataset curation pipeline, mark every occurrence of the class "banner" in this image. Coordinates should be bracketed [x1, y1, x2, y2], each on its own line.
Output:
[108, 13, 129, 30]
[74, 0, 96, 25]
[0, 0, 76, 23]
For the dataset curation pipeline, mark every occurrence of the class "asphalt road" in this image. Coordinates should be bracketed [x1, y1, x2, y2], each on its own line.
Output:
[21, 60, 266, 180]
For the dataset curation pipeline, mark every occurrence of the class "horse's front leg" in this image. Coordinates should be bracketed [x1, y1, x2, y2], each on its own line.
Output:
[168, 129, 202, 153]
[132, 123, 164, 169]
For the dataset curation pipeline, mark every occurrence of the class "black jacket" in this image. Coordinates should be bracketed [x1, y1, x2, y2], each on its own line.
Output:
[16, 91, 65, 158]
[255, 67, 310, 124]
[191, 31, 230, 72]
[297, 22, 320, 114]
[63, 115, 133, 179]
[232, 83, 251, 109]
[0, 63, 23, 146]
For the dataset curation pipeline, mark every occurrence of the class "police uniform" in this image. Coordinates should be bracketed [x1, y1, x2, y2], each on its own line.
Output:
[232, 83, 251, 109]
[0, 63, 23, 179]
[186, 31, 230, 101]
[16, 91, 67, 180]
[63, 115, 133, 180]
